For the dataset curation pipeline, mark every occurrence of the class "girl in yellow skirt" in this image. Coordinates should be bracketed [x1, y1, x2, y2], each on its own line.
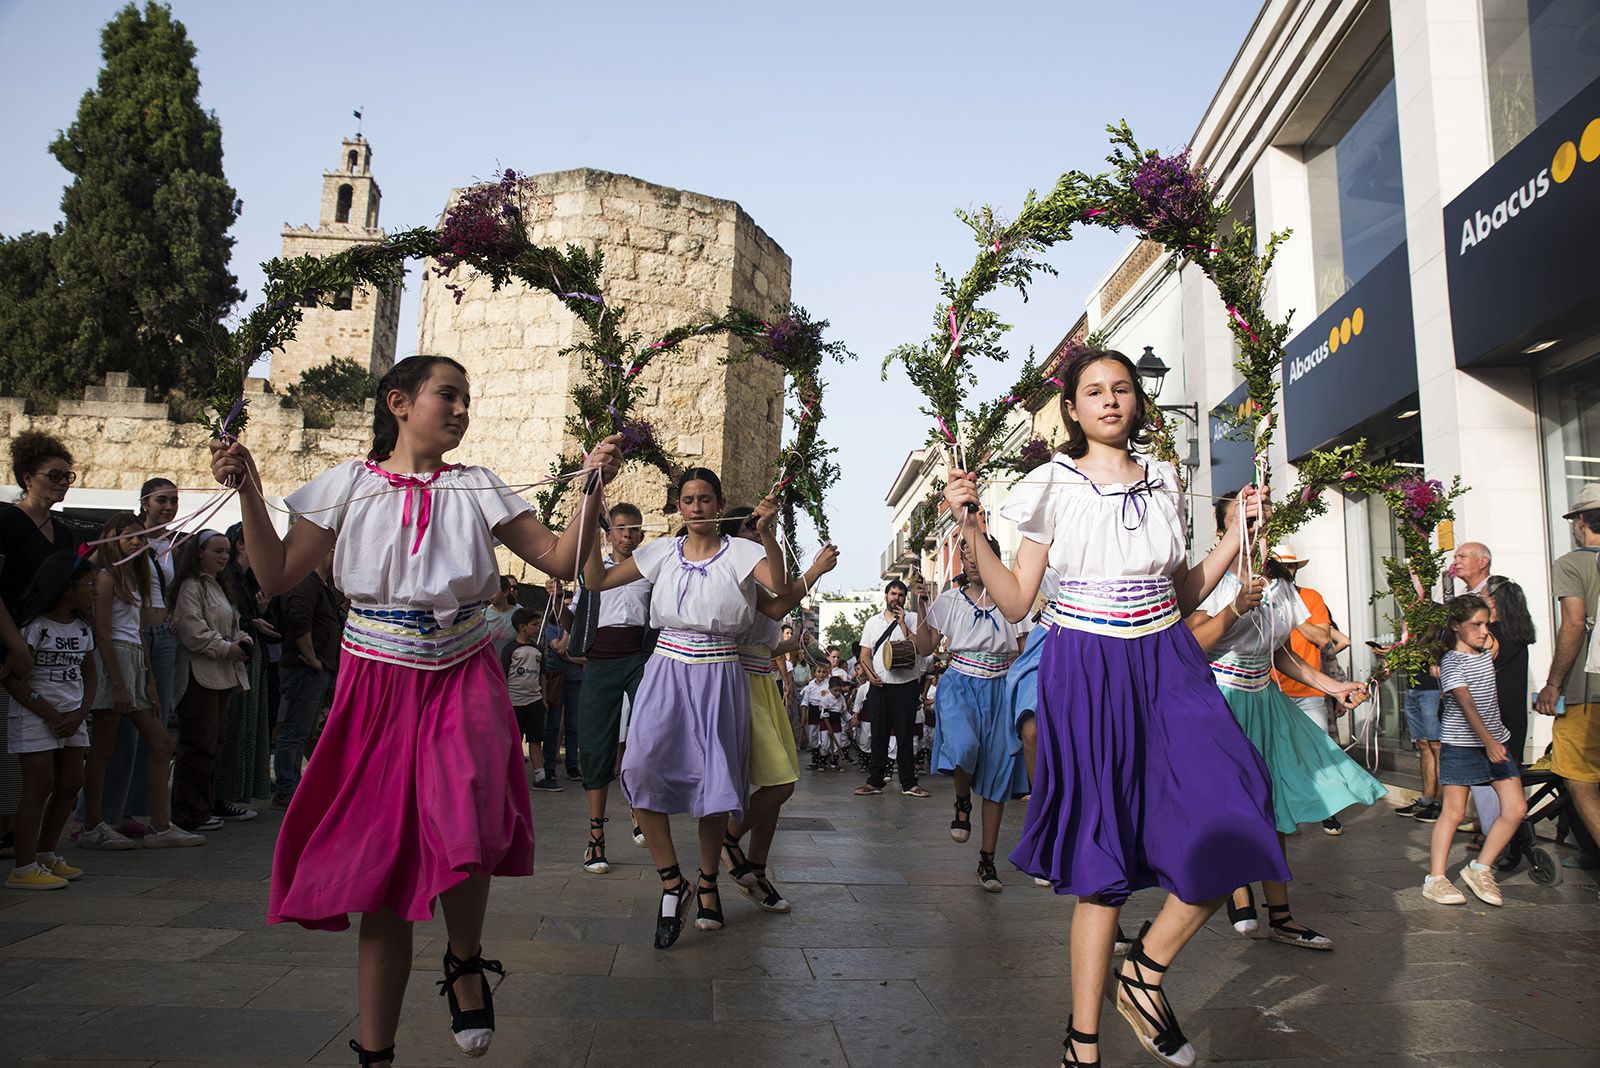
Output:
[719, 506, 838, 913]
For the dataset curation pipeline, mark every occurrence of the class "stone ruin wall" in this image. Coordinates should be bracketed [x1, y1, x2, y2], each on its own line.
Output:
[0, 373, 370, 504]
[415, 168, 792, 548]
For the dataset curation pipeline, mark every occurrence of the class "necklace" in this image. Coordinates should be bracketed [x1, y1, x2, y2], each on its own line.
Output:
[17, 499, 52, 533]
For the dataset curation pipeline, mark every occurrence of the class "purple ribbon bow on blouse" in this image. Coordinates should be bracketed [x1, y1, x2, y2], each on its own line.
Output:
[1054, 459, 1165, 532]
[363, 460, 463, 555]
[674, 536, 731, 615]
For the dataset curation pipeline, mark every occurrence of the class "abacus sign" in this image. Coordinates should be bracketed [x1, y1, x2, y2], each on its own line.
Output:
[1446, 74, 1600, 367]
[1208, 381, 1256, 498]
[1280, 242, 1418, 459]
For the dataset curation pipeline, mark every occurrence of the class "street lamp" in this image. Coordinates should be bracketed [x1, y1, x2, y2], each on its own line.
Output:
[1133, 345, 1201, 546]
[1133, 346, 1199, 426]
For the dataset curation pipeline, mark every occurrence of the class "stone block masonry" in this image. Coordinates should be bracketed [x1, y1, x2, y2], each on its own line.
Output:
[1, 373, 369, 502]
[417, 168, 792, 574]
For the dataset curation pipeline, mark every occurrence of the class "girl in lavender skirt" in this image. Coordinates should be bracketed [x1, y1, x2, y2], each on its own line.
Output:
[946, 348, 1286, 1068]
[588, 468, 790, 949]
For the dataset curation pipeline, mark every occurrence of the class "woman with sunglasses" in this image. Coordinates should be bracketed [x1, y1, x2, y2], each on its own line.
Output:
[1, 433, 83, 859]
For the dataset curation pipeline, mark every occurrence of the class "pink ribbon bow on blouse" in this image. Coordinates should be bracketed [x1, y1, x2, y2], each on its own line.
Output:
[363, 460, 463, 555]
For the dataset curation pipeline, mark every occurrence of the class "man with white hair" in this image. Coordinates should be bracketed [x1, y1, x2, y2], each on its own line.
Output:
[1451, 542, 1493, 596]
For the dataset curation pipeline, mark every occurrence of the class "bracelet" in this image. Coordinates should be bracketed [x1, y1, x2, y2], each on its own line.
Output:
[1224, 603, 1240, 619]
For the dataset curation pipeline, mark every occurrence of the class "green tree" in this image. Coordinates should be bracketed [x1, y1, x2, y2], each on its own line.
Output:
[824, 605, 877, 657]
[285, 356, 378, 429]
[43, 2, 241, 398]
[0, 232, 74, 397]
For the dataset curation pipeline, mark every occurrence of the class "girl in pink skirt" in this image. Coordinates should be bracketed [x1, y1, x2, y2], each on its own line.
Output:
[211, 355, 620, 1067]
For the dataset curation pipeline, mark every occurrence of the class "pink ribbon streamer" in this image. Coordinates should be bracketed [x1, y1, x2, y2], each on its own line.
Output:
[1228, 305, 1259, 343]
[362, 460, 463, 555]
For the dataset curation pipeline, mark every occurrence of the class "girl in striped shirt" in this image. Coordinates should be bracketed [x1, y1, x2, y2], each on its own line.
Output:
[1424, 594, 1527, 908]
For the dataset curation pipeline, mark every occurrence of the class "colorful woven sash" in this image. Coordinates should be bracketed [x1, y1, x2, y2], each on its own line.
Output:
[342, 601, 489, 671]
[1209, 652, 1272, 692]
[655, 628, 738, 665]
[948, 650, 1013, 679]
[1047, 576, 1178, 639]
[738, 644, 775, 675]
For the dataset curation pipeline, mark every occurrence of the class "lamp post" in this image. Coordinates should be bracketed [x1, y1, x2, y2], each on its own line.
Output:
[1133, 346, 1201, 544]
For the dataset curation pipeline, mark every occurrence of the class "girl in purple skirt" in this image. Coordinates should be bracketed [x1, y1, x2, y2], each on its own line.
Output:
[588, 469, 790, 948]
[947, 348, 1287, 1068]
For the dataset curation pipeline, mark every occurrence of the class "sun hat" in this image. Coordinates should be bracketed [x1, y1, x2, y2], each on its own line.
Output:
[1562, 483, 1600, 519]
[1270, 544, 1308, 565]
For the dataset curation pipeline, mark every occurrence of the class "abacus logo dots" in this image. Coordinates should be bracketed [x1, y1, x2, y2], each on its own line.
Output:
[1287, 307, 1364, 384]
[1459, 115, 1600, 255]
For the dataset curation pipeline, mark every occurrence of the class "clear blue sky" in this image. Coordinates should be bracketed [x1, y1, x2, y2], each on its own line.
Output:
[0, 1, 1262, 588]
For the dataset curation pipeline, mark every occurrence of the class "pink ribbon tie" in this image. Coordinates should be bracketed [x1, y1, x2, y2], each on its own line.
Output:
[364, 460, 462, 555]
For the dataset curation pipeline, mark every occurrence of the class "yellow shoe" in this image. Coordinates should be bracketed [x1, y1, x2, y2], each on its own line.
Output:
[44, 857, 84, 881]
[6, 865, 69, 891]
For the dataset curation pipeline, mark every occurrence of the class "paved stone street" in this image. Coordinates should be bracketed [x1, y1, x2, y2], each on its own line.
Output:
[1, 767, 1596, 1067]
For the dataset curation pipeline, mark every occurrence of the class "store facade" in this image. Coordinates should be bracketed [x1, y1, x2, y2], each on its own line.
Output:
[1070, 0, 1600, 766]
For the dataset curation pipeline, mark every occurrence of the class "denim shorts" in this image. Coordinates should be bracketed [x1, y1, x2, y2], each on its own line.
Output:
[1439, 742, 1520, 786]
[1404, 689, 1442, 742]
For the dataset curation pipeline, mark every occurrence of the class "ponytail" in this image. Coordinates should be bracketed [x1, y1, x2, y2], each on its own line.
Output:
[369, 355, 468, 459]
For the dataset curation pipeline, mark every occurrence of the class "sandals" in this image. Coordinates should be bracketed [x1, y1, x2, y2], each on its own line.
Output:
[437, 946, 504, 1057]
[950, 794, 973, 843]
[583, 816, 610, 874]
[631, 823, 647, 847]
[976, 849, 1002, 893]
[854, 783, 884, 795]
[1266, 902, 1333, 951]
[722, 832, 757, 886]
[694, 868, 724, 931]
[1227, 884, 1258, 937]
[349, 1039, 394, 1065]
[901, 785, 931, 798]
[1113, 924, 1132, 958]
[742, 863, 791, 913]
[1108, 921, 1196, 1068]
[1061, 1017, 1100, 1067]
[654, 864, 691, 948]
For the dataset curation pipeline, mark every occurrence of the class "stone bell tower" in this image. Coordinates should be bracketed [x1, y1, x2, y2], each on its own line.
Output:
[269, 135, 402, 391]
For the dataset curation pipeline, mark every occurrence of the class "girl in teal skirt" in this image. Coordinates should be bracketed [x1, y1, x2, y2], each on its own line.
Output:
[1185, 500, 1385, 951]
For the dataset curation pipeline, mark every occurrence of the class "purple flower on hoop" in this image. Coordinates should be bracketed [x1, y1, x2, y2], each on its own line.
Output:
[433, 169, 533, 302]
[1127, 150, 1210, 236]
[764, 313, 805, 365]
[1398, 476, 1444, 520]
[1014, 436, 1052, 471]
[619, 418, 658, 459]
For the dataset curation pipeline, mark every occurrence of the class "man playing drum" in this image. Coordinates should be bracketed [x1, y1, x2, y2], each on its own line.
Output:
[855, 579, 929, 797]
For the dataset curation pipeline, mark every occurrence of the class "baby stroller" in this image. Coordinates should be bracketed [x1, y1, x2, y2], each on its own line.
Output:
[1494, 766, 1589, 885]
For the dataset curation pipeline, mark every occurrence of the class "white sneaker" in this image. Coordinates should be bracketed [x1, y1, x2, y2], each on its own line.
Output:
[143, 825, 206, 849]
[1460, 863, 1503, 906]
[1423, 875, 1466, 905]
[76, 823, 137, 851]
